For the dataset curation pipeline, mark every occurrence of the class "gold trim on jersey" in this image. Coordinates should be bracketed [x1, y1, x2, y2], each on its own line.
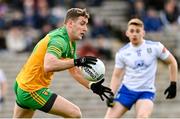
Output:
[49, 46, 62, 54]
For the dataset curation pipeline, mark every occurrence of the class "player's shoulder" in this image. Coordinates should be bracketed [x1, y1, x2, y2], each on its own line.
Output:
[48, 26, 67, 38]
[144, 39, 160, 46]
[48, 27, 68, 43]
[118, 43, 131, 53]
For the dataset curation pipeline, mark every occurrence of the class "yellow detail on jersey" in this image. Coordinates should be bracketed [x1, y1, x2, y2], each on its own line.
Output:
[30, 92, 46, 106]
[16, 35, 54, 92]
[48, 46, 61, 54]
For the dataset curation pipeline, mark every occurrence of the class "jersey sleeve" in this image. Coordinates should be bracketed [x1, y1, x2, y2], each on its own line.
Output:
[47, 36, 67, 59]
[115, 51, 125, 69]
[156, 42, 170, 60]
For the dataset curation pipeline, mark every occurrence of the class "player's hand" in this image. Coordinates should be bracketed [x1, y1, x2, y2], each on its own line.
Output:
[74, 56, 97, 68]
[164, 81, 176, 99]
[106, 93, 115, 107]
[89, 79, 114, 101]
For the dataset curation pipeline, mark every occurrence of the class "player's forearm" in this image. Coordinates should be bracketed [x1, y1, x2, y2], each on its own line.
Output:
[45, 59, 74, 72]
[168, 59, 178, 82]
[110, 68, 124, 93]
[69, 67, 90, 89]
[110, 77, 121, 94]
[44, 53, 75, 72]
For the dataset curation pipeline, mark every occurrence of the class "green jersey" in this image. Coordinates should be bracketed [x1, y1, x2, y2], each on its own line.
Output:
[16, 26, 77, 92]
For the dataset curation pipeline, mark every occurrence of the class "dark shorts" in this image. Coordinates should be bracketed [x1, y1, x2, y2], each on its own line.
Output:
[14, 81, 57, 112]
[114, 85, 155, 110]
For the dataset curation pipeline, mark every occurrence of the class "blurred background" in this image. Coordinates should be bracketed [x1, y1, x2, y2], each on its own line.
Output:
[0, 0, 180, 118]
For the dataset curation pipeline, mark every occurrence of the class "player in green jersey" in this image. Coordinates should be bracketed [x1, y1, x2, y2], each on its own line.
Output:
[13, 8, 113, 118]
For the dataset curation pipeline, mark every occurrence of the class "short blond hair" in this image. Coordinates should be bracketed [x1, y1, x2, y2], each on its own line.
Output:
[64, 8, 89, 24]
[128, 18, 144, 28]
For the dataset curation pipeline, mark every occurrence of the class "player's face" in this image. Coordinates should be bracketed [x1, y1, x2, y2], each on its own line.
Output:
[71, 16, 88, 40]
[126, 25, 145, 46]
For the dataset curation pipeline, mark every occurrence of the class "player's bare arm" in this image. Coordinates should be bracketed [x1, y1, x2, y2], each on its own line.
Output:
[44, 53, 74, 72]
[162, 53, 178, 82]
[68, 67, 90, 89]
[162, 52, 178, 99]
[44, 53, 98, 73]
[105, 68, 125, 108]
[110, 68, 125, 94]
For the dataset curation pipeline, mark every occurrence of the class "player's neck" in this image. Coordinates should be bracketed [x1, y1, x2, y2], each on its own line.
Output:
[65, 25, 75, 42]
[131, 39, 144, 47]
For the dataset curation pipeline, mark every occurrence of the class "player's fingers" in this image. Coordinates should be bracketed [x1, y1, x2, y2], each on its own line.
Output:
[102, 93, 111, 100]
[106, 93, 114, 98]
[104, 89, 113, 95]
[164, 89, 168, 95]
[104, 90, 113, 95]
[110, 92, 114, 96]
[86, 58, 97, 63]
[86, 56, 97, 60]
[87, 60, 96, 65]
[84, 64, 92, 69]
[172, 94, 176, 98]
[99, 95, 104, 101]
[103, 86, 111, 91]
[167, 95, 171, 99]
[88, 58, 97, 62]
[106, 92, 114, 97]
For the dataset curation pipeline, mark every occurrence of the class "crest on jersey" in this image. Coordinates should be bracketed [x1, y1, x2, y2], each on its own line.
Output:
[147, 48, 152, 54]
[136, 49, 142, 56]
[42, 91, 49, 96]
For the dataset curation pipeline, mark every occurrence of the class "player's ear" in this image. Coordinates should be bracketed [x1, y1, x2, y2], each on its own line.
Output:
[125, 30, 129, 37]
[142, 29, 145, 37]
[67, 19, 73, 28]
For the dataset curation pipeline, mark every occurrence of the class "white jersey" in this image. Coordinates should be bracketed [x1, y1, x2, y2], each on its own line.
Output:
[115, 40, 170, 92]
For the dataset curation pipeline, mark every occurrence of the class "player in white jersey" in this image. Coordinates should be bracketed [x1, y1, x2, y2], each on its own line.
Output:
[105, 18, 178, 118]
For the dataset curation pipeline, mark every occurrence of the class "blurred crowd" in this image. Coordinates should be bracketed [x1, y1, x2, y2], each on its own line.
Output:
[0, 0, 180, 62]
[0, 0, 118, 60]
[128, 0, 180, 32]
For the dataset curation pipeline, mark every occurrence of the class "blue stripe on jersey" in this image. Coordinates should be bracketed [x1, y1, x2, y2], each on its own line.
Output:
[119, 43, 130, 52]
[145, 40, 159, 45]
